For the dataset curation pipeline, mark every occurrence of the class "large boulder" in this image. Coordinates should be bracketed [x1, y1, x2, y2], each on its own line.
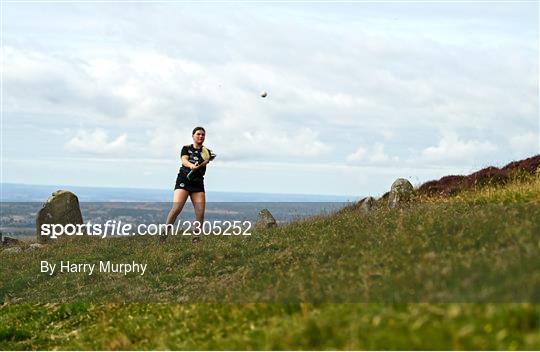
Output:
[36, 190, 83, 243]
[388, 178, 414, 208]
[360, 196, 375, 212]
[256, 209, 277, 228]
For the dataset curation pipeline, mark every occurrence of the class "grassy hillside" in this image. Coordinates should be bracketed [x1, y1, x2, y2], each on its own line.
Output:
[1, 172, 539, 349]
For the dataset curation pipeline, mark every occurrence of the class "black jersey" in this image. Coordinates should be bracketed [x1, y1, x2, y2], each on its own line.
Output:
[179, 144, 207, 180]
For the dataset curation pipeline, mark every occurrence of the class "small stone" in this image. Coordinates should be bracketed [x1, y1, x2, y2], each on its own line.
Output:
[2, 236, 20, 246]
[3, 246, 22, 254]
[28, 243, 45, 250]
[256, 209, 277, 228]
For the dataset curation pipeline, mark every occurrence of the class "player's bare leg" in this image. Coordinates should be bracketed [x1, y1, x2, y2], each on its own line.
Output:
[190, 192, 206, 242]
[161, 189, 189, 243]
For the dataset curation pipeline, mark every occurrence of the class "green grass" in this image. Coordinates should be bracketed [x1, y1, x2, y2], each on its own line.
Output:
[1, 304, 539, 350]
[1, 175, 540, 349]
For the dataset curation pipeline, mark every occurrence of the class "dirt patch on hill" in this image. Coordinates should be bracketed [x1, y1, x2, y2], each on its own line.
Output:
[418, 154, 540, 196]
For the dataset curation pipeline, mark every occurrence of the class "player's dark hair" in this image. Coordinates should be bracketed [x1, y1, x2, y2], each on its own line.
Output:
[192, 126, 206, 135]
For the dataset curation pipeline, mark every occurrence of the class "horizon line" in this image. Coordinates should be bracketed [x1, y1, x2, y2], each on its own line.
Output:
[0, 181, 360, 199]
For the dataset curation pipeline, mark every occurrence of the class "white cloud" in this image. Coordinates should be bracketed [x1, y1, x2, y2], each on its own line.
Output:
[369, 143, 391, 162]
[380, 130, 395, 140]
[205, 126, 329, 161]
[509, 132, 539, 156]
[65, 129, 129, 155]
[346, 147, 367, 162]
[346, 143, 398, 164]
[421, 132, 497, 162]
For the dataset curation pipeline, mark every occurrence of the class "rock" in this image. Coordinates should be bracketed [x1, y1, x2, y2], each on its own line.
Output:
[2, 236, 20, 246]
[360, 197, 375, 212]
[379, 191, 390, 203]
[388, 178, 414, 208]
[256, 209, 277, 228]
[3, 246, 22, 254]
[36, 190, 83, 243]
[28, 243, 45, 250]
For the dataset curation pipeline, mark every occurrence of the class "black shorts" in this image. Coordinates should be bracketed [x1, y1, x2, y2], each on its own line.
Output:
[174, 173, 205, 193]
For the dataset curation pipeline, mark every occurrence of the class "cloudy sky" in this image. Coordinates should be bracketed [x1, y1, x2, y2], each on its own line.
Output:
[2, 1, 538, 196]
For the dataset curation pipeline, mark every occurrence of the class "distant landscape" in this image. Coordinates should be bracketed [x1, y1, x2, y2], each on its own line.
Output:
[0, 183, 360, 238]
[0, 183, 360, 202]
